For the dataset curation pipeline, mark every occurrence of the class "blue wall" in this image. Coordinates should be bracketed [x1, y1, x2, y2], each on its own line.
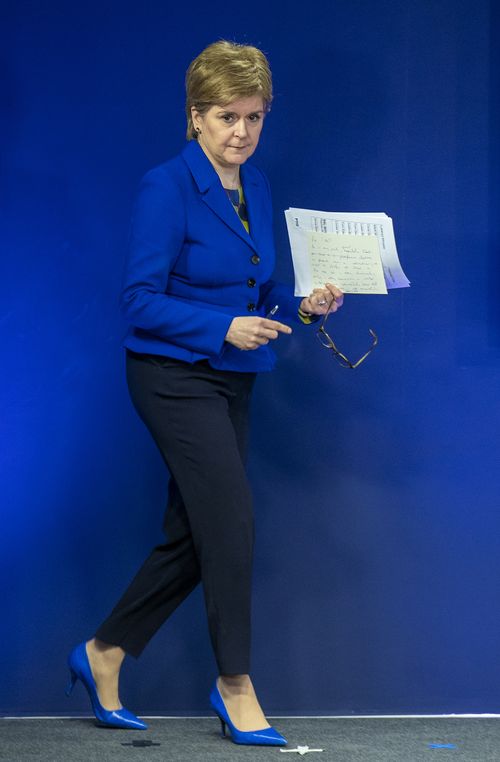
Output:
[2, 0, 499, 714]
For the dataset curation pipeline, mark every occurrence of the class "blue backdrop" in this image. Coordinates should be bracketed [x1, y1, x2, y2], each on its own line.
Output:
[2, 0, 499, 715]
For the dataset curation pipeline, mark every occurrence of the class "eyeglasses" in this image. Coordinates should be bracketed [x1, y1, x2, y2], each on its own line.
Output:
[316, 302, 378, 369]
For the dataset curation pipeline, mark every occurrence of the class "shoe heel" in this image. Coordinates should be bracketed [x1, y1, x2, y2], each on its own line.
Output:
[66, 669, 78, 697]
[219, 717, 226, 737]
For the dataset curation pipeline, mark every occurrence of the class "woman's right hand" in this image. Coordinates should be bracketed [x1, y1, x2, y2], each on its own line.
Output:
[225, 317, 292, 351]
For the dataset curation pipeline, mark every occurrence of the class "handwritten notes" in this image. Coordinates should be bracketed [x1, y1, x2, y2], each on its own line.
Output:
[285, 207, 409, 296]
[308, 232, 387, 294]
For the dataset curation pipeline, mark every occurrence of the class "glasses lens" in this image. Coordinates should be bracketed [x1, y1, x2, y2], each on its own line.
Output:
[317, 326, 378, 368]
[317, 331, 333, 348]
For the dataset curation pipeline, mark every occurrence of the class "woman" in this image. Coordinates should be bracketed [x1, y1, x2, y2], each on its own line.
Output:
[67, 40, 343, 746]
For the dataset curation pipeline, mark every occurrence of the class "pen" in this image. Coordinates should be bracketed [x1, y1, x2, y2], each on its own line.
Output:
[266, 305, 279, 318]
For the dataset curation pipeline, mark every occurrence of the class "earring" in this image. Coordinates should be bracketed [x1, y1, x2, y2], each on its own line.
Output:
[196, 127, 201, 135]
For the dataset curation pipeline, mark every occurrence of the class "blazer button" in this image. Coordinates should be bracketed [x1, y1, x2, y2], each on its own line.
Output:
[251, 254, 260, 265]
[247, 302, 256, 312]
[247, 278, 256, 288]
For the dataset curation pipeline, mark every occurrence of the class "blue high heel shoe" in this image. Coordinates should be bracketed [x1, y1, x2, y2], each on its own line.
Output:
[209, 680, 287, 746]
[66, 642, 147, 730]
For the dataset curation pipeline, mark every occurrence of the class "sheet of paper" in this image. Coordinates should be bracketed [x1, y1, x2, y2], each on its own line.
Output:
[285, 207, 410, 295]
[308, 231, 388, 294]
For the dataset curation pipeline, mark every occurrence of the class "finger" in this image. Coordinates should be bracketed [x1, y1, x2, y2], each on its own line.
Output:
[326, 283, 344, 302]
[320, 287, 343, 313]
[309, 288, 330, 304]
[263, 319, 292, 334]
[302, 295, 329, 315]
[312, 293, 332, 312]
[260, 329, 278, 340]
[312, 288, 336, 310]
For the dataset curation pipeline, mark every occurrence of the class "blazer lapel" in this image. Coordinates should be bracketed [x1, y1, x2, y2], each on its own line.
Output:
[240, 165, 263, 251]
[182, 141, 259, 252]
[202, 183, 256, 249]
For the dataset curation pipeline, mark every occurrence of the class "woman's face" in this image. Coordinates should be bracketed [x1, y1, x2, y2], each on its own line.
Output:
[191, 95, 265, 175]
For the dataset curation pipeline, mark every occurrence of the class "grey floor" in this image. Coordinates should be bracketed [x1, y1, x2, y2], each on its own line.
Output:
[1, 717, 499, 762]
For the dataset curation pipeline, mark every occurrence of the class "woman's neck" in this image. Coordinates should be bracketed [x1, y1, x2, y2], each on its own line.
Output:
[215, 166, 240, 190]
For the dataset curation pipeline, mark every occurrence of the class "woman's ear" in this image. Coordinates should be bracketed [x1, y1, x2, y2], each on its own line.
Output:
[191, 106, 201, 132]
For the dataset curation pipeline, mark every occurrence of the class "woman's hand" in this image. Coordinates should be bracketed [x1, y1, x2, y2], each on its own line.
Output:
[225, 317, 292, 351]
[300, 283, 344, 316]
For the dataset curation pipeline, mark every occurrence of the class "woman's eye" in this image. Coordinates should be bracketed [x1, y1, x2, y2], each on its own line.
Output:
[248, 114, 261, 122]
[221, 114, 234, 122]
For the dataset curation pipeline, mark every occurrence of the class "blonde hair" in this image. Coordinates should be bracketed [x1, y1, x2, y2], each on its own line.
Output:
[185, 40, 273, 140]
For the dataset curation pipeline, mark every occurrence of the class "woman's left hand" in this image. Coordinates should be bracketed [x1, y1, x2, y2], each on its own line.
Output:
[300, 283, 344, 316]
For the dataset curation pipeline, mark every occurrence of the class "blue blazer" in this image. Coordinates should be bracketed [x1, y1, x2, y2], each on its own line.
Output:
[121, 140, 301, 372]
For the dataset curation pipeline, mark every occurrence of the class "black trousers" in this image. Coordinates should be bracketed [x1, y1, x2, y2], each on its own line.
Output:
[95, 351, 257, 675]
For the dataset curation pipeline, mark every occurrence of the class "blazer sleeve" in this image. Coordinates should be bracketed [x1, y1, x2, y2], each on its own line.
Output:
[258, 279, 303, 322]
[121, 168, 233, 356]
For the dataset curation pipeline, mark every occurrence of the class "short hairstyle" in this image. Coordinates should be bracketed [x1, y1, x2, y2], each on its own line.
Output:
[185, 40, 273, 140]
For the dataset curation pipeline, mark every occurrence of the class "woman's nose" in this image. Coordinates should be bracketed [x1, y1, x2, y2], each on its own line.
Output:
[234, 119, 248, 138]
